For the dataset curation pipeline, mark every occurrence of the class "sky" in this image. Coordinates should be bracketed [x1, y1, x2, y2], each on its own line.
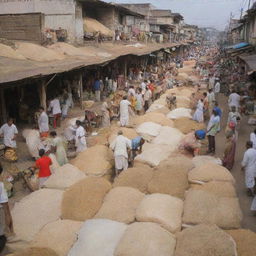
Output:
[106, 0, 252, 30]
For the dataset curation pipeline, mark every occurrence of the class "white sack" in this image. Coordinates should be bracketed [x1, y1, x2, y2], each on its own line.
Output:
[167, 108, 192, 120]
[192, 155, 222, 168]
[136, 122, 162, 137]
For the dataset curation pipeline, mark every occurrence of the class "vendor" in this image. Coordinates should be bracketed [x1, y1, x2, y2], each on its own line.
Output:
[179, 130, 206, 156]
[131, 136, 145, 160]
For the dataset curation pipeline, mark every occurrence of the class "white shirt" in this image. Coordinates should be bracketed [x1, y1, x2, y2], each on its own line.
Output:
[38, 111, 49, 133]
[128, 88, 136, 97]
[209, 77, 215, 89]
[120, 100, 131, 117]
[140, 82, 146, 91]
[49, 98, 61, 115]
[250, 133, 256, 150]
[208, 92, 215, 104]
[76, 126, 86, 139]
[242, 148, 256, 175]
[0, 123, 18, 148]
[214, 82, 220, 93]
[110, 135, 131, 158]
[0, 182, 8, 208]
[144, 90, 152, 101]
[228, 93, 240, 108]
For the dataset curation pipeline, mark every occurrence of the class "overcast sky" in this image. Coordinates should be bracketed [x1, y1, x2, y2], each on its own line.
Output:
[107, 0, 251, 30]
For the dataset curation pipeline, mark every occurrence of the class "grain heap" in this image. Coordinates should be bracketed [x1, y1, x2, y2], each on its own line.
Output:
[8, 247, 58, 256]
[167, 108, 192, 119]
[113, 165, 154, 193]
[136, 122, 162, 137]
[174, 117, 206, 134]
[31, 220, 83, 256]
[71, 145, 114, 176]
[61, 177, 111, 221]
[0, 43, 26, 60]
[192, 155, 222, 167]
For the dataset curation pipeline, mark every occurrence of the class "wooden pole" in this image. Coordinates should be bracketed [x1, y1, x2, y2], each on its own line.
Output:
[0, 88, 7, 123]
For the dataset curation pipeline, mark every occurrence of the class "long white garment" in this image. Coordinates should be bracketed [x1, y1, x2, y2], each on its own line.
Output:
[75, 126, 87, 153]
[241, 148, 256, 188]
[128, 88, 136, 97]
[49, 98, 61, 115]
[62, 102, 70, 117]
[228, 93, 240, 109]
[193, 101, 204, 123]
[120, 100, 131, 127]
[110, 135, 131, 158]
[0, 124, 18, 148]
[68, 93, 74, 108]
[38, 111, 49, 133]
[209, 77, 215, 89]
[214, 82, 220, 93]
[250, 133, 256, 150]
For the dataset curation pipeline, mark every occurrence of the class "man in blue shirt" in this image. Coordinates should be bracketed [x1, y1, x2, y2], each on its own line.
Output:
[213, 101, 222, 132]
[131, 136, 145, 161]
[93, 79, 101, 102]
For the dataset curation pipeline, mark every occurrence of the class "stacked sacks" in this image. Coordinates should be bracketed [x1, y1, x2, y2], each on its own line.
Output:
[136, 194, 183, 233]
[44, 164, 86, 190]
[11, 189, 64, 242]
[188, 163, 235, 184]
[175, 224, 237, 256]
[192, 155, 222, 167]
[183, 189, 242, 229]
[31, 220, 83, 256]
[94, 187, 144, 224]
[113, 165, 154, 193]
[61, 177, 111, 221]
[226, 229, 256, 256]
[167, 108, 192, 120]
[174, 117, 206, 134]
[68, 219, 127, 256]
[70, 145, 114, 177]
[114, 222, 176, 256]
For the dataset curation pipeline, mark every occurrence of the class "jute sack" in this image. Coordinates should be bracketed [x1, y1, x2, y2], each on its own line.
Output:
[175, 224, 237, 256]
[31, 220, 83, 256]
[68, 219, 127, 256]
[95, 187, 144, 224]
[192, 155, 222, 168]
[9, 247, 58, 256]
[131, 112, 174, 127]
[190, 181, 237, 197]
[146, 103, 166, 113]
[136, 122, 162, 137]
[114, 222, 176, 256]
[226, 229, 256, 256]
[135, 144, 172, 167]
[174, 117, 206, 134]
[61, 177, 111, 221]
[183, 189, 242, 229]
[70, 145, 114, 176]
[113, 165, 154, 193]
[12, 189, 64, 241]
[166, 108, 192, 120]
[44, 164, 86, 190]
[188, 163, 235, 184]
[136, 194, 183, 233]
[148, 164, 189, 199]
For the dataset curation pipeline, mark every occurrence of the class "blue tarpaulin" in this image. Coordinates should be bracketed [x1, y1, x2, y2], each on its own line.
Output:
[225, 42, 250, 50]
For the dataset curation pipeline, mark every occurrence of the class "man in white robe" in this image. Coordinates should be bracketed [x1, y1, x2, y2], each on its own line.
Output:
[74, 120, 87, 153]
[48, 96, 62, 128]
[38, 107, 49, 136]
[110, 130, 131, 175]
[0, 119, 18, 149]
[241, 141, 256, 196]
[228, 90, 240, 111]
[119, 96, 131, 127]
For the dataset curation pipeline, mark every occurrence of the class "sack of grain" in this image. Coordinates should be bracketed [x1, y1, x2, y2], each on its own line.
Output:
[108, 127, 138, 144]
[136, 122, 162, 137]
[167, 108, 192, 120]
[22, 129, 40, 158]
[175, 224, 237, 256]
[192, 155, 222, 167]
[114, 222, 176, 256]
[70, 145, 114, 176]
[61, 177, 111, 221]
[135, 144, 172, 167]
[68, 219, 127, 256]
[9, 247, 58, 256]
[146, 104, 165, 113]
[190, 181, 237, 197]
[147, 163, 189, 199]
[31, 220, 82, 256]
[12, 189, 64, 241]
[174, 117, 206, 134]
[188, 163, 235, 184]
[44, 164, 86, 190]
[152, 127, 184, 151]
[131, 112, 174, 127]
[136, 194, 183, 233]
[226, 229, 256, 256]
[113, 165, 154, 193]
[183, 189, 242, 229]
[95, 187, 144, 224]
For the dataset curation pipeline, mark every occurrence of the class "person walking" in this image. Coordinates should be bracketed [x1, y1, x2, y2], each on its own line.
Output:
[193, 99, 204, 123]
[101, 99, 111, 127]
[38, 107, 49, 137]
[222, 131, 236, 170]
[241, 141, 256, 196]
[208, 89, 215, 117]
[206, 109, 220, 154]
[135, 88, 144, 115]
[93, 78, 101, 102]
[214, 78, 220, 100]
[143, 86, 152, 112]
[110, 130, 131, 176]
[228, 90, 240, 111]
[74, 120, 87, 153]
[119, 96, 131, 127]
[250, 129, 256, 150]
[48, 96, 61, 129]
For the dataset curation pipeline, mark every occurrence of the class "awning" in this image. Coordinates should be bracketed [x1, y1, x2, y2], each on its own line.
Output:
[225, 42, 249, 50]
[238, 54, 256, 74]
